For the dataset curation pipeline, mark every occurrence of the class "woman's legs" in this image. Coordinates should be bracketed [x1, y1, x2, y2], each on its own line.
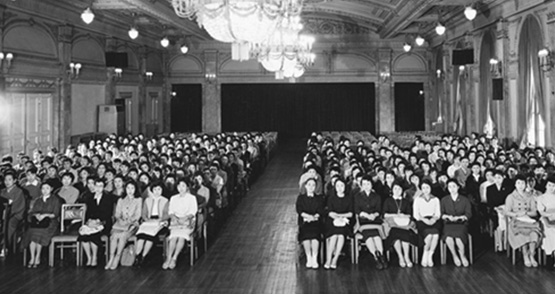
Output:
[422, 235, 432, 266]
[402, 241, 412, 267]
[528, 242, 538, 267]
[302, 240, 312, 268]
[445, 237, 461, 266]
[110, 235, 127, 269]
[325, 236, 337, 268]
[331, 235, 345, 268]
[163, 237, 178, 269]
[81, 242, 92, 266]
[393, 240, 405, 267]
[455, 238, 468, 267]
[310, 239, 319, 268]
[106, 235, 119, 269]
[90, 243, 98, 266]
[34, 244, 42, 266]
[135, 239, 145, 256]
[28, 242, 37, 266]
[428, 234, 439, 266]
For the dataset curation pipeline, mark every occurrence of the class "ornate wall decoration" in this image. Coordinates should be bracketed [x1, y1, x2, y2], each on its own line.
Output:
[5, 78, 56, 89]
[302, 18, 371, 35]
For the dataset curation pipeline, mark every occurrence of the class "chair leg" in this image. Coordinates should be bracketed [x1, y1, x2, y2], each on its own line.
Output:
[190, 238, 195, 267]
[350, 238, 355, 264]
[76, 242, 81, 267]
[354, 238, 359, 264]
[469, 235, 473, 264]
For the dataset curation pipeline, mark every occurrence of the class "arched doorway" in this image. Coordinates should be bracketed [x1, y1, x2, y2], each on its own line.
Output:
[518, 16, 545, 147]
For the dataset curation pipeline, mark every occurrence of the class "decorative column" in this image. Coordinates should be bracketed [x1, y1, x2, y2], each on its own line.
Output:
[162, 51, 171, 133]
[56, 25, 73, 149]
[443, 45, 453, 134]
[202, 49, 221, 133]
[137, 46, 147, 134]
[377, 48, 394, 132]
[105, 38, 118, 105]
[546, 12, 555, 146]
[502, 19, 518, 141]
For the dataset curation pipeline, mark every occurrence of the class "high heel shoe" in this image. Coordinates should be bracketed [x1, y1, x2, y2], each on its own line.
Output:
[27, 261, 35, 268]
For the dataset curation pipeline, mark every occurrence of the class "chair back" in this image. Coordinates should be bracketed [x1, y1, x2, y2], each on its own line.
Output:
[60, 204, 86, 233]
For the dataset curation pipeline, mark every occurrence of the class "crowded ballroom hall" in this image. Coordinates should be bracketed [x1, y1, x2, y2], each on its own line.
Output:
[1, 0, 555, 293]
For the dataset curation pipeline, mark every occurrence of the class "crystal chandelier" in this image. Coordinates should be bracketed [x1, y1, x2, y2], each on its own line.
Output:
[171, 0, 304, 60]
[253, 16, 315, 79]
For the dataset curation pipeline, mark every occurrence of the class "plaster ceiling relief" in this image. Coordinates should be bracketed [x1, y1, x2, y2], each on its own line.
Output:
[302, 17, 371, 35]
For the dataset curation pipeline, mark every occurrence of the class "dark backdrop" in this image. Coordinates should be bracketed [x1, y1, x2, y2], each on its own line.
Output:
[394, 83, 425, 132]
[171, 84, 202, 132]
[221, 83, 375, 136]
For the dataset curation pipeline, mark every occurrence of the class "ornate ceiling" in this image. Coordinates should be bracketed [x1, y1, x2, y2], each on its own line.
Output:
[16, 0, 495, 42]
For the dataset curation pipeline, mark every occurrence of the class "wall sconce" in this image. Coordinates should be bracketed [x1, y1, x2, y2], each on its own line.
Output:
[436, 69, 444, 80]
[489, 58, 502, 77]
[458, 65, 468, 78]
[538, 48, 553, 72]
[113, 68, 123, 81]
[205, 73, 216, 83]
[0, 52, 14, 69]
[68, 62, 81, 79]
[380, 71, 390, 83]
[145, 71, 153, 81]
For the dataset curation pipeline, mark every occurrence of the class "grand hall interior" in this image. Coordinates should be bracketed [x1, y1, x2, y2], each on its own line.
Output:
[1, 0, 555, 293]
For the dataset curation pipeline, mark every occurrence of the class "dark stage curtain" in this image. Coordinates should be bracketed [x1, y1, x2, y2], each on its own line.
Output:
[171, 84, 202, 132]
[221, 83, 375, 136]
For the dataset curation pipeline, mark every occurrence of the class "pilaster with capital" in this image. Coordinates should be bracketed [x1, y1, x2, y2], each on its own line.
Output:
[56, 24, 73, 149]
[377, 48, 394, 132]
[202, 50, 221, 133]
[138, 47, 147, 134]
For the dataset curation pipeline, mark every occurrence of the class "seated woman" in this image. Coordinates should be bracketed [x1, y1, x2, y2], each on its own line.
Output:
[105, 181, 142, 270]
[78, 178, 115, 267]
[296, 178, 325, 269]
[383, 181, 418, 268]
[505, 174, 541, 267]
[22, 181, 63, 268]
[413, 179, 441, 267]
[536, 175, 555, 268]
[354, 175, 387, 270]
[441, 179, 472, 267]
[163, 178, 198, 270]
[134, 181, 169, 266]
[323, 178, 353, 269]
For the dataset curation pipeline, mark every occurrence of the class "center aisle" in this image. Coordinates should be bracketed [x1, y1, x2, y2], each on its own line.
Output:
[177, 142, 303, 293]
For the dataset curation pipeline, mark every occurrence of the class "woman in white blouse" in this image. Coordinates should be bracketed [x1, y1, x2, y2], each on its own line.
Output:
[537, 176, 555, 267]
[413, 179, 441, 267]
[163, 178, 198, 270]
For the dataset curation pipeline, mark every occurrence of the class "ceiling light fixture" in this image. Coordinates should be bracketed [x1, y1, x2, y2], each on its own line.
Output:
[403, 42, 412, 52]
[128, 27, 139, 40]
[180, 45, 189, 54]
[160, 37, 169, 48]
[415, 35, 425, 46]
[81, 7, 95, 24]
[464, 6, 477, 21]
[435, 22, 446, 36]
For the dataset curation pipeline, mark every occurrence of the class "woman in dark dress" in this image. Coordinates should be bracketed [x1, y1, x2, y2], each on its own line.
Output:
[23, 181, 63, 268]
[441, 179, 472, 267]
[324, 178, 353, 269]
[296, 178, 325, 269]
[78, 178, 115, 267]
[382, 182, 417, 267]
[413, 180, 441, 267]
[354, 175, 387, 270]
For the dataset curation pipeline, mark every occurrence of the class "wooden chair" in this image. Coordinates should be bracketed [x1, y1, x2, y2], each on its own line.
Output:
[440, 234, 473, 265]
[49, 204, 86, 267]
[386, 243, 419, 265]
[163, 211, 205, 267]
[351, 223, 386, 264]
[78, 235, 110, 266]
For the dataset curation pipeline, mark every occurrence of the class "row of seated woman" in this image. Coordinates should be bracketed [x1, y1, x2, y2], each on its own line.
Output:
[0, 131, 277, 268]
[319, 132, 376, 146]
[296, 132, 555, 270]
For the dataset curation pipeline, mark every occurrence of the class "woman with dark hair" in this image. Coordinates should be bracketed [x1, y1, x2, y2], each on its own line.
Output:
[111, 174, 125, 198]
[323, 178, 353, 269]
[413, 179, 441, 267]
[383, 181, 417, 268]
[505, 174, 541, 267]
[537, 176, 555, 268]
[296, 178, 325, 269]
[78, 178, 115, 267]
[441, 179, 472, 267]
[22, 181, 62, 268]
[163, 178, 198, 270]
[105, 181, 142, 270]
[138, 172, 152, 198]
[134, 181, 170, 266]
